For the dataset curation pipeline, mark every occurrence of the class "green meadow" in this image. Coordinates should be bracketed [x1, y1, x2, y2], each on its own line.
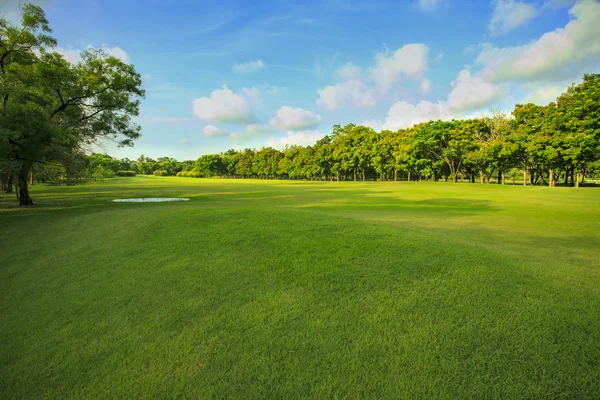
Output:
[1, 176, 600, 399]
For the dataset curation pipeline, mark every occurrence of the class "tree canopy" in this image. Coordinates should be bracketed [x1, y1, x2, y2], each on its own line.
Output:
[0, 4, 144, 204]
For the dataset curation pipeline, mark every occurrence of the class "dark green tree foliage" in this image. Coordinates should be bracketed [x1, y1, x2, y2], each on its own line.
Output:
[0, 4, 144, 204]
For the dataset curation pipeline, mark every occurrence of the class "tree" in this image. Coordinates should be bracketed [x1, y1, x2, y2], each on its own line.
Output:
[555, 74, 600, 187]
[195, 154, 223, 177]
[0, 4, 144, 205]
[92, 165, 114, 182]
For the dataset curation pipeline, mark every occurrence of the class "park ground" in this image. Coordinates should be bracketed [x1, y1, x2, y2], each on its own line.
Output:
[1, 176, 600, 398]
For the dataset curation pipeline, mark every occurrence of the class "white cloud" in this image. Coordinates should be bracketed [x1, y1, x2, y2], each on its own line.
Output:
[381, 66, 504, 130]
[521, 81, 571, 104]
[57, 45, 129, 64]
[192, 86, 256, 124]
[233, 59, 265, 73]
[419, 78, 433, 94]
[336, 64, 362, 80]
[316, 79, 377, 110]
[102, 46, 129, 63]
[269, 106, 322, 131]
[266, 130, 325, 149]
[489, 0, 538, 36]
[415, 0, 446, 12]
[360, 119, 382, 130]
[370, 43, 429, 92]
[316, 43, 430, 110]
[202, 125, 229, 137]
[447, 69, 502, 110]
[382, 100, 452, 130]
[481, 1, 600, 82]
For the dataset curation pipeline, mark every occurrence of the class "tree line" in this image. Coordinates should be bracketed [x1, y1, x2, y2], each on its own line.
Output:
[1, 5, 599, 206]
[3, 73, 599, 198]
[22, 71, 599, 191]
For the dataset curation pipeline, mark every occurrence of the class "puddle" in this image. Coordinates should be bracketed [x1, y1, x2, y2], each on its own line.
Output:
[112, 198, 190, 203]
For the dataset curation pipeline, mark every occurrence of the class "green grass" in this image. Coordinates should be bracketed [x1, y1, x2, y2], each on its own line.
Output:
[1, 176, 600, 399]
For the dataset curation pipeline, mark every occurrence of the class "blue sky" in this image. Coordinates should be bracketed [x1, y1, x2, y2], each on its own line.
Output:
[2, 0, 599, 161]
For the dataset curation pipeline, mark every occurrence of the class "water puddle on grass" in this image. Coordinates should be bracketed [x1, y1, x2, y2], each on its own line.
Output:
[111, 198, 190, 203]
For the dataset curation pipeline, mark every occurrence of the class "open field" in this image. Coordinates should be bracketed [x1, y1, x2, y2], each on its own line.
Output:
[1, 176, 600, 398]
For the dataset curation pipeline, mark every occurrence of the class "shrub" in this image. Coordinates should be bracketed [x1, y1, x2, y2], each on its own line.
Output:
[116, 170, 137, 176]
[176, 170, 201, 178]
[153, 170, 169, 176]
[92, 166, 115, 182]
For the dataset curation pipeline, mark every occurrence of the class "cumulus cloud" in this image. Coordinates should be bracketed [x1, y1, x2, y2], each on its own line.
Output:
[57, 45, 129, 64]
[447, 69, 502, 110]
[316, 43, 429, 110]
[192, 86, 256, 124]
[360, 119, 382, 131]
[480, 1, 600, 83]
[489, 0, 538, 36]
[202, 125, 228, 137]
[371, 44, 429, 92]
[381, 67, 502, 130]
[336, 63, 362, 80]
[382, 100, 452, 130]
[419, 78, 433, 94]
[316, 80, 377, 110]
[233, 59, 265, 73]
[269, 106, 322, 131]
[266, 130, 325, 149]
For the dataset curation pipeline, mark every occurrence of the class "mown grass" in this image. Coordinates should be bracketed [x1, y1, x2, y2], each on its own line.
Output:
[1, 176, 599, 399]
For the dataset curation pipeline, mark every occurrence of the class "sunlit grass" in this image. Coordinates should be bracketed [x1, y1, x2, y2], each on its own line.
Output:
[1, 176, 599, 398]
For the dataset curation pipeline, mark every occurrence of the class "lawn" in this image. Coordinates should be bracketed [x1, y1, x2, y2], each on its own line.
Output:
[1, 176, 599, 399]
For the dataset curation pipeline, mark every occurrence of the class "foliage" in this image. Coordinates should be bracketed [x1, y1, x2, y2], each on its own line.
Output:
[116, 170, 136, 176]
[153, 169, 168, 176]
[92, 165, 114, 181]
[0, 4, 144, 204]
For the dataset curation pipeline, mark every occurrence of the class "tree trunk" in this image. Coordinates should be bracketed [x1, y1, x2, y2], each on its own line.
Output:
[575, 171, 580, 188]
[523, 168, 527, 186]
[6, 174, 13, 193]
[452, 174, 457, 183]
[29, 171, 33, 186]
[549, 169, 555, 187]
[480, 170, 484, 184]
[496, 169, 501, 184]
[408, 171, 411, 181]
[362, 172, 365, 182]
[501, 171, 505, 185]
[353, 169, 357, 182]
[17, 166, 34, 205]
[394, 170, 398, 182]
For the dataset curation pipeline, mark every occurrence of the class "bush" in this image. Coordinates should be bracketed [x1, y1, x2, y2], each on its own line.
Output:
[116, 170, 136, 176]
[93, 166, 115, 182]
[176, 170, 201, 178]
[153, 170, 169, 176]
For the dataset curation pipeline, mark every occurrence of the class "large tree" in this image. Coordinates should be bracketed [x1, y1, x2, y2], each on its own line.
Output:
[0, 4, 144, 204]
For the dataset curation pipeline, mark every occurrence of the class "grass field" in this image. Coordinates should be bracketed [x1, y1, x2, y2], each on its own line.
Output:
[1, 176, 600, 399]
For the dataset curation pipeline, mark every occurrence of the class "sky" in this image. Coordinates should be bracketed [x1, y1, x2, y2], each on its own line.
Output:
[1, 0, 599, 161]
